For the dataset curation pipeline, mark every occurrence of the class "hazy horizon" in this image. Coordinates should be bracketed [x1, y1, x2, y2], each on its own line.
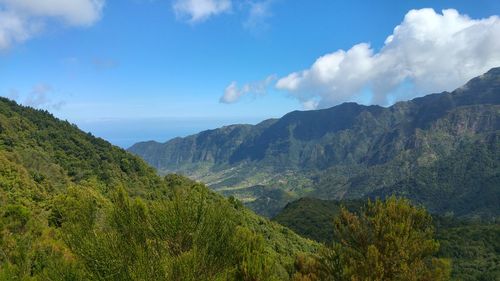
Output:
[76, 116, 271, 148]
[1, 0, 500, 148]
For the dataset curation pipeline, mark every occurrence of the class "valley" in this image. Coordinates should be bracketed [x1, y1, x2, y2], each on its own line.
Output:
[130, 68, 500, 219]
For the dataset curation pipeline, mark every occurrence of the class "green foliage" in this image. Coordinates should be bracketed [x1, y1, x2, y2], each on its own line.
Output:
[0, 98, 316, 280]
[1, 73, 498, 280]
[274, 197, 500, 280]
[330, 197, 450, 280]
[130, 69, 500, 219]
[231, 226, 278, 281]
[0, 97, 165, 197]
[293, 197, 451, 281]
[372, 136, 500, 218]
[55, 185, 288, 281]
[435, 218, 500, 281]
[273, 198, 363, 243]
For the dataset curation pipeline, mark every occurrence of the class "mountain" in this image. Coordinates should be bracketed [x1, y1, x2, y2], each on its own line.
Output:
[129, 67, 500, 218]
[273, 197, 500, 281]
[0, 97, 316, 280]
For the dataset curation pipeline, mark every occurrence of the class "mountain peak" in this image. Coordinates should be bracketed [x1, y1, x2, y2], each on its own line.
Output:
[458, 66, 500, 90]
[485, 66, 500, 75]
[129, 68, 500, 219]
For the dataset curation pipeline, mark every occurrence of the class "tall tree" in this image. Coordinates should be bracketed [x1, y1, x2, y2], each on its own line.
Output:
[297, 197, 451, 281]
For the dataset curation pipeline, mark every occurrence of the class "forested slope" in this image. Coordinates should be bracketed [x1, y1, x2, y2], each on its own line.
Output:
[130, 68, 500, 218]
[273, 197, 500, 280]
[0, 97, 316, 280]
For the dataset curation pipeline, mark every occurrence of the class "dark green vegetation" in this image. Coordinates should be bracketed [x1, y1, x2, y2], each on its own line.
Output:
[435, 218, 500, 281]
[0, 97, 317, 280]
[1, 70, 499, 281]
[274, 197, 500, 280]
[292, 197, 451, 281]
[3, 95, 494, 280]
[129, 68, 500, 218]
[273, 198, 364, 243]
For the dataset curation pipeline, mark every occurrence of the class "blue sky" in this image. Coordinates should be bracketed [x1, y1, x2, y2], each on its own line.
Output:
[1, 0, 500, 147]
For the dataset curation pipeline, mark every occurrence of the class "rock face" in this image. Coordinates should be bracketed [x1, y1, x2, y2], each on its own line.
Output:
[129, 68, 500, 218]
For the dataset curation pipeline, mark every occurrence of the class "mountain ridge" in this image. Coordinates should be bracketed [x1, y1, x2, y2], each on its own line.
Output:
[131, 67, 500, 149]
[129, 67, 500, 218]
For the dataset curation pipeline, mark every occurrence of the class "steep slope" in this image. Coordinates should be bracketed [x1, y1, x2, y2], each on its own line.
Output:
[0, 98, 316, 280]
[0, 97, 168, 200]
[129, 67, 500, 218]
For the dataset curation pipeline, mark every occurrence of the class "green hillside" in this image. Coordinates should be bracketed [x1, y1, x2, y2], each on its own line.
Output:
[273, 197, 500, 281]
[0, 98, 316, 280]
[129, 67, 500, 218]
[1, 76, 497, 280]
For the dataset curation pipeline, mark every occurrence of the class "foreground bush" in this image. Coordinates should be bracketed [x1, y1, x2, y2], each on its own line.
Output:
[294, 197, 451, 281]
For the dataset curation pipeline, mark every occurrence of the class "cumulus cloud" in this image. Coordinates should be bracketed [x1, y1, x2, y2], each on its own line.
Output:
[275, 8, 500, 109]
[0, 0, 104, 50]
[173, 0, 231, 23]
[0, 10, 38, 49]
[220, 74, 276, 103]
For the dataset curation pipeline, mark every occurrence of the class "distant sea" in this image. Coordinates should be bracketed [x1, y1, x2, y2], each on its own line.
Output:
[75, 117, 265, 148]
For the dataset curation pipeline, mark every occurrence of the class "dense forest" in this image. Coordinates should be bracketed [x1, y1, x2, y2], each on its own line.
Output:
[0, 89, 498, 280]
[0, 97, 316, 280]
[1, 1, 498, 279]
[130, 67, 500, 219]
[274, 197, 500, 280]
[0, 95, 466, 280]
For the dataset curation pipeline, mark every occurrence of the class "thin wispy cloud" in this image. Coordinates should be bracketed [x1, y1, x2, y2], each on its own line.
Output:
[24, 83, 52, 107]
[92, 57, 119, 70]
[173, 0, 231, 23]
[20, 83, 66, 110]
[0, 0, 105, 50]
[220, 74, 276, 103]
[243, 0, 273, 32]
[173, 0, 276, 28]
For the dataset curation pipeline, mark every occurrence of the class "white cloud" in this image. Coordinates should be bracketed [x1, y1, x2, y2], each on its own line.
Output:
[243, 0, 273, 31]
[22, 83, 66, 110]
[274, 8, 500, 109]
[0, 10, 39, 50]
[301, 99, 319, 110]
[0, 0, 105, 26]
[173, 0, 231, 23]
[220, 75, 276, 103]
[24, 83, 52, 107]
[0, 0, 104, 50]
[221, 82, 242, 104]
[173, 0, 276, 27]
